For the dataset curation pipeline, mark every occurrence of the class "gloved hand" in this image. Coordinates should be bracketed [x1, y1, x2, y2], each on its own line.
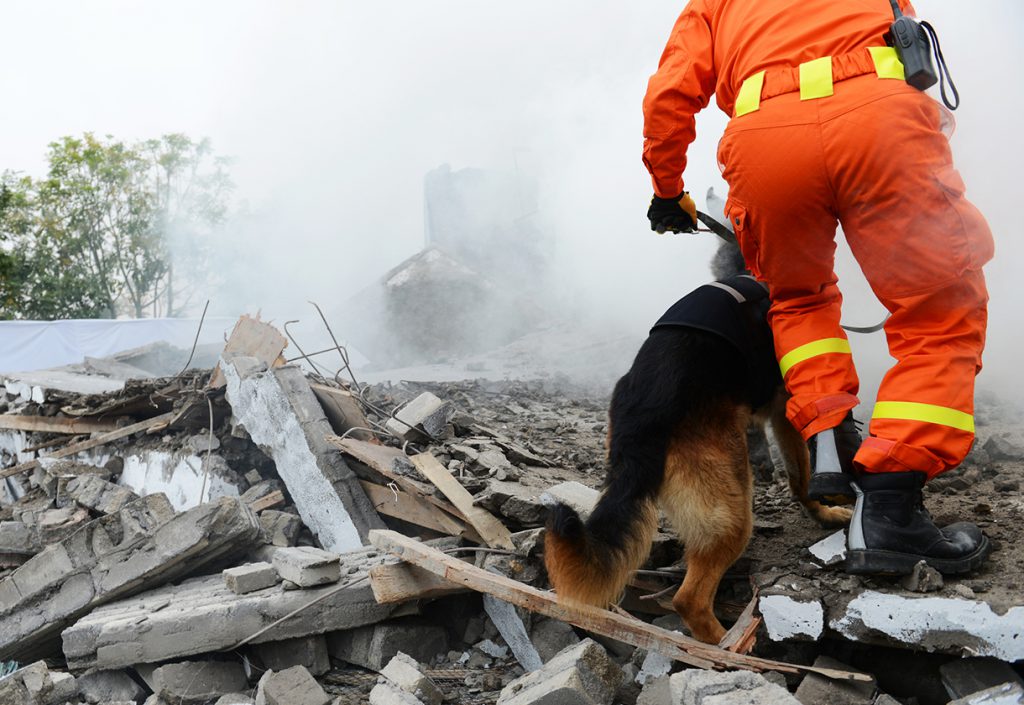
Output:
[648, 191, 698, 234]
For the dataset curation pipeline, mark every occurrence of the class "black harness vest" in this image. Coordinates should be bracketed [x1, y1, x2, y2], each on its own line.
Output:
[650, 275, 782, 409]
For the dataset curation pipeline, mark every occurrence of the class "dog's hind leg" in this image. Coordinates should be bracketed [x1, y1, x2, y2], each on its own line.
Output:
[658, 406, 753, 645]
[768, 397, 852, 527]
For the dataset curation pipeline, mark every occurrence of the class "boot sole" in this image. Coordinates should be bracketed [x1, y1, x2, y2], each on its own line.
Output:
[845, 535, 991, 576]
[807, 473, 855, 505]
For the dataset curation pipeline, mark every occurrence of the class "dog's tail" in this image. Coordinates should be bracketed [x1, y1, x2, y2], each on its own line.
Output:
[544, 478, 659, 609]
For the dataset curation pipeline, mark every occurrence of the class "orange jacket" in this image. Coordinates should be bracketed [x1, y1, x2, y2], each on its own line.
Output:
[643, 0, 915, 197]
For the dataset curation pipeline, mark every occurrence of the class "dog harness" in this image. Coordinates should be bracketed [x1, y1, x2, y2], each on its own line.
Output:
[650, 275, 781, 409]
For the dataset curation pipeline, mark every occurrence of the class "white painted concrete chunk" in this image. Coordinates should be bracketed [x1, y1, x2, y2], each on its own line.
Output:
[830, 591, 1024, 662]
[538, 481, 600, 519]
[759, 595, 824, 641]
[272, 546, 341, 587]
[808, 530, 847, 566]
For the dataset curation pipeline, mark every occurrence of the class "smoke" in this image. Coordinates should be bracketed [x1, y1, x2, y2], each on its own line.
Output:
[1, 1, 1020, 396]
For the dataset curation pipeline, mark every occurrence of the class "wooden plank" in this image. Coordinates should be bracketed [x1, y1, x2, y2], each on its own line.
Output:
[410, 453, 514, 551]
[369, 530, 872, 682]
[360, 480, 468, 537]
[369, 561, 469, 604]
[0, 415, 121, 435]
[246, 490, 286, 513]
[310, 384, 377, 443]
[209, 315, 288, 389]
[329, 437, 483, 542]
[0, 412, 176, 480]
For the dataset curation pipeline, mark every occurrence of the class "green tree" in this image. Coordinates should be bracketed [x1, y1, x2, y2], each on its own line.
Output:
[0, 133, 232, 320]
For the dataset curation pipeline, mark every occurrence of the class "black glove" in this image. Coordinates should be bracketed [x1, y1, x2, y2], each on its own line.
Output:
[648, 191, 698, 234]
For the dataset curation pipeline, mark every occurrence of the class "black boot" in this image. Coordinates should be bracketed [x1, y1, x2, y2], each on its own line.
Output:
[807, 411, 861, 505]
[845, 470, 990, 575]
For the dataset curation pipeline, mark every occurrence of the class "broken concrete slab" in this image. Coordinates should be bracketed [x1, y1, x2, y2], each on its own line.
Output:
[828, 590, 1024, 661]
[670, 669, 800, 705]
[794, 656, 875, 705]
[530, 617, 581, 663]
[538, 481, 599, 519]
[259, 510, 301, 547]
[76, 669, 147, 704]
[941, 657, 1024, 700]
[386, 392, 454, 442]
[62, 546, 395, 670]
[483, 594, 543, 671]
[0, 520, 39, 561]
[949, 682, 1024, 705]
[496, 638, 622, 705]
[118, 450, 242, 511]
[254, 635, 331, 677]
[378, 652, 444, 705]
[807, 530, 846, 567]
[327, 618, 449, 672]
[222, 355, 384, 552]
[223, 562, 278, 595]
[151, 660, 247, 704]
[759, 594, 824, 642]
[271, 546, 340, 587]
[255, 666, 330, 705]
[65, 474, 139, 515]
[0, 660, 78, 705]
[1, 494, 260, 660]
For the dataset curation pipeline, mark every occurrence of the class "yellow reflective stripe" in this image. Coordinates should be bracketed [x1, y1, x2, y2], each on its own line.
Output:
[868, 46, 905, 80]
[779, 338, 851, 377]
[735, 71, 765, 117]
[799, 56, 834, 101]
[873, 401, 975, 433]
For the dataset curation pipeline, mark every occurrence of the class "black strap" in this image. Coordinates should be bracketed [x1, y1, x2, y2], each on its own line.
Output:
[921, 21, 959, 110]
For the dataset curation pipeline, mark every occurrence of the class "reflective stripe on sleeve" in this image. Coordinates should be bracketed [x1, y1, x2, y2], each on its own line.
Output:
[872, 401, 975, 433]
[779, 337, 851, 377]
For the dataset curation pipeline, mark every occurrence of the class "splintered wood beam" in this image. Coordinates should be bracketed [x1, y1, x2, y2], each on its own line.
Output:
[368, 530, 872, 682]
[0, 412, 176, 480]
[360, 480, 469, 537]
[0, 415, 121, 435]
[719, 589, 762, 655]
[310, 384, 378, 442]
[246, 490, 286, 513]
[410, 453, 515, 551]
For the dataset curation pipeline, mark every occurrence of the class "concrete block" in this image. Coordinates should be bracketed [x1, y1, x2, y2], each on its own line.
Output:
[151, 660, 247, 704]
[670, 669, 800, 705]
[941, 657, 1024, 700]
[76, 669, 147, 704]
[259, 510, 301, 547]
[538, 481, 599, 519]
[224, 562, 278, 594]
[272, 546, 341, 587]
[328, 618, 449, 671]
[385, 392, 454, 441]
[379, 652, 443, 705]
[370, 681, 427, 705]
[0, 660, 78, 705]
[63, 545, 395, 670]
[497, 638, 622, 705]
[637, 675, 671, 705]
[829, 590, 1024, 661]
[0, 520, 39, 557]
[255, 666, 330, 705]
[222, 357, 384, 552]
[794, 656, 874, 705]
[530, 618, 580, 663]
[65, 474, 139, 515]
[35, 505, 91, 544]
[216, 694, 256, 705]
[807, 530, 846, 566]
[1, 494, 261, 661]
[949, 682, 1024, 705]
[255, 635, 331, 676]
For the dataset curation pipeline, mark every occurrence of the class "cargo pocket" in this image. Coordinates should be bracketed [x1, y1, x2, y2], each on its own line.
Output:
[724, 199, 761, 279]
[934, 164, 995, 272]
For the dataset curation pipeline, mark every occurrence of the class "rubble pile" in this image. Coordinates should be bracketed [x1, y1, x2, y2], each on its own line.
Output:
[0, 315, 1022, 705]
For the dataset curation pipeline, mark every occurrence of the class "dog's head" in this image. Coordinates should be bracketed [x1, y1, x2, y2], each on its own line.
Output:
[710, 239, 749, 280]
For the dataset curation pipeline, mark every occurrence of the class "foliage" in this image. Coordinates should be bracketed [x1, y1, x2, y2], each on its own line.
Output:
[0, 133, 233, 320]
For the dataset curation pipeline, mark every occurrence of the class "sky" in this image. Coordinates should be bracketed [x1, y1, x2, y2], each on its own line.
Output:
[1, 1, 1021, 396]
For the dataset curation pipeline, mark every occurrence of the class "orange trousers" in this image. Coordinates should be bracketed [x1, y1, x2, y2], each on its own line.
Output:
[719, 75, 994, 480]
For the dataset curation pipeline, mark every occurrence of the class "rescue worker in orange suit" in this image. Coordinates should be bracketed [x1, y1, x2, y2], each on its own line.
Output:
[643, 0, 994, 574]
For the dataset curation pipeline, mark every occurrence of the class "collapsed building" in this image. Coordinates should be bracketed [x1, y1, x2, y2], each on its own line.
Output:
[0, 309, 1021, 705]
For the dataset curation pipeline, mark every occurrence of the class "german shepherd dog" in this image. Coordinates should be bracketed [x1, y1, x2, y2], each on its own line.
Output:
[544, 241, 852, 644]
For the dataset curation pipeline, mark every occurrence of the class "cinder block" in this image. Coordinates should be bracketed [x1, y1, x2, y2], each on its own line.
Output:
[255, 666, 330, 705]
[271, 546, 340, 587]
[151, 660, 248, 704]
[260, 510, 301, 547]
[224, 562, 278, 594]
[77, 669, 147, 704]
[379, 652, 443, 705]
[497, 638, 622, 705]
[385, 392, 454, 441]
[255, 635, 331, 676]
[328, 618, 449, 672]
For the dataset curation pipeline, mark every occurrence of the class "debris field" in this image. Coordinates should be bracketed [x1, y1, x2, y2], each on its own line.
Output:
[0, 314, 1022, 705]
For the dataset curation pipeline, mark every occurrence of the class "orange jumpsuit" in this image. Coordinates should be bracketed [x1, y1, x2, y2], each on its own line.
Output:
[643, 0, 994, 479]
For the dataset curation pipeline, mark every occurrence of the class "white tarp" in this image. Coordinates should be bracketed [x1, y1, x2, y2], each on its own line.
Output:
[0, 317, 237, 374]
